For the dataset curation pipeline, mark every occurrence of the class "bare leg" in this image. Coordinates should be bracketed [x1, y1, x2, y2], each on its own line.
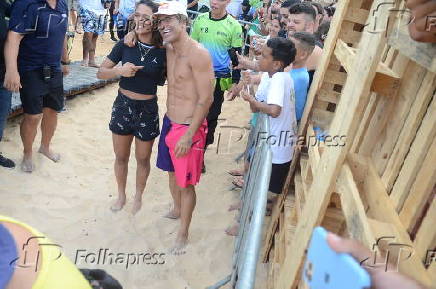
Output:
[88, 34, 99, 67]
[82, 32, 92, 66]
[164, 172, 181, 219]
[171, 185, 196, 255]
[20, 113, 42, 172]
[132, 138, 154, 215]
[111, 133, 133, 212]
[38, 108, 60, 162]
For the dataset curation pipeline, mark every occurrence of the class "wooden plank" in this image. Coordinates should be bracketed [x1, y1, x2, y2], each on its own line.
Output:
[333, 39, 356, 73]
[372, 61, 427, 175]
[388, 23, 436, 73]
[311, 108, 334, 130]
[318, 87, 341, 104]
[339, 26, 362, 45]
[347, 154, 433, 286]
[350, 92, 377, 153]
[276, 0, 391, 287]
[399, 136, 436, 232]
[324, 70, 348, 85]
[383, 72, 435, 192]
[307, 124, 321, 170]
[336, 163, 376, 248]
[334, 38, 401, 97]
[344, 7, 370, 25]
[388, 91, 436, 205]
[357, 92, 396, 156]
[414, 196, 436, 262]
[294, 171, 305, 219]
[428, 262, 436, 285]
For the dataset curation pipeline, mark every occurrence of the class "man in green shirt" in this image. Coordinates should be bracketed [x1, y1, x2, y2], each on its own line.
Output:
[190, 0, 243, 167]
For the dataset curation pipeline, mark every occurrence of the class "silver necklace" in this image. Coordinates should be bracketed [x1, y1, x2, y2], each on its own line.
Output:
[138, 42, 154, 62]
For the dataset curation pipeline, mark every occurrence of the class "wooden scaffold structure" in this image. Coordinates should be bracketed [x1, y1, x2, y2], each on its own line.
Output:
[261, 0, 436, 288]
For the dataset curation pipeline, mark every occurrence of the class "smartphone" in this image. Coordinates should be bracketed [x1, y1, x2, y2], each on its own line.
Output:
[302, 227, 371, 289]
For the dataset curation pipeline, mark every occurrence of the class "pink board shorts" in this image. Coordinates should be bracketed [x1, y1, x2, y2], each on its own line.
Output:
[157, 115, 207, 188]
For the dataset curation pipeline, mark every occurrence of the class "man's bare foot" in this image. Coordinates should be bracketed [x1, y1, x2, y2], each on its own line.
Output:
[163, 208, 180, 219]
[110, 196, 126, 212]
[228, 201, 242, 212]
[38, 147, 61, 162]
[80, 61, 88, 67]
[21, 157, 34, 173]
[170, 234, 188, 255]
[131, 195, 142, 215]
[88, 62, 100, 68]
[225, 224, 240, 236]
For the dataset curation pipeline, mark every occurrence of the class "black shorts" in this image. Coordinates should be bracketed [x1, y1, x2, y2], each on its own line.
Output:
[109, 91, 160, 141]
[269, 161, 291, 194]
[19, 69, 64, 115]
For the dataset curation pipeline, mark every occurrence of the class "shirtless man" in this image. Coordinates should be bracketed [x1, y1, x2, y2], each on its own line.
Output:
[154, 1, 214, 255]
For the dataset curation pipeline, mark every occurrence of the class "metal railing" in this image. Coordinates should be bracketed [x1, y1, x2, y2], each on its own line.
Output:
[207, 113, 272, 289]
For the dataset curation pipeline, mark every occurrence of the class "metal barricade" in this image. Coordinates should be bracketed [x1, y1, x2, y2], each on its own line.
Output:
[207, 113, 272, 289]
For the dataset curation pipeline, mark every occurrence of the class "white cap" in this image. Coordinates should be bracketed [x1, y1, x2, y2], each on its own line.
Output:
[155, 1, 188, 18]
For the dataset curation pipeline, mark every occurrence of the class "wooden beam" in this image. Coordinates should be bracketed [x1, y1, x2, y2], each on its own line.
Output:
[334, 38, 401, 97]
[276, 0, 392, 287]
[399, 136, 436, 232]
[336, 163, 376, 248]
[343, 7, 370, 25]
[389, 91, 436, 209]
[413, 196, 436, 262]
[372, 61, 428, 175]
[347, 154, 433, 286]
[294, 171, 305, 219]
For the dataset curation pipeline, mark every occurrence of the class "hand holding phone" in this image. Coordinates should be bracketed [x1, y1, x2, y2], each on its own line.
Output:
[303, 227, 371, 289]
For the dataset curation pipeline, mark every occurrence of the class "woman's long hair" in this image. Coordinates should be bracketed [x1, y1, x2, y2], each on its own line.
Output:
[129, 0, 163, 47]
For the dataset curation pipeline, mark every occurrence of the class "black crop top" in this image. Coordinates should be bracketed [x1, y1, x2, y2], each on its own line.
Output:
[107, 40, 166, 95]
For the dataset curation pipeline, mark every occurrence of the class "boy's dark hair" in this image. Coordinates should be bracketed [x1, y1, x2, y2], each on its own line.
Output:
[80, 269, 123, 289]
[315, 21, 330, 42]
[311, 2, 323, 15]
[290, 31, 315, 54]
[267, 37, 296, 68]
[281, 0, 300, 9]
[324, 4, 335, 17]
[288, 2, 317, 21]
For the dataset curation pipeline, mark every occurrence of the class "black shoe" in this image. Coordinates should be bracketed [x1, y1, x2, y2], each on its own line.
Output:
[110, 35, 118, 42]
[0, 154, 15, 169]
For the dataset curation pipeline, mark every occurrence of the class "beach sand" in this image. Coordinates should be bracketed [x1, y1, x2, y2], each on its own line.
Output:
[0, 33, 267, 288]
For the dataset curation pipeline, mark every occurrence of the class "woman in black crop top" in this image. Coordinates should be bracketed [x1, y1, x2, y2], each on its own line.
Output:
[97, 0, 166, 214]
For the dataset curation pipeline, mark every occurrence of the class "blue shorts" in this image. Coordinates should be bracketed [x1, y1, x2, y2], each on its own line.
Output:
[156, 115, 174, 172]
[79, 7, 107, 35]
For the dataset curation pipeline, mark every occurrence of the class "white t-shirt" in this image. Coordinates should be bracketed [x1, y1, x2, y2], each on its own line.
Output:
[79, 0, 106, 15]
[255, 72, 296, 164]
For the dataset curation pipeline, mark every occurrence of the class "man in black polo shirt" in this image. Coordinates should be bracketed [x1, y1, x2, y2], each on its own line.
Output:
[3, 0, 69, 172]
[0, 0, 15, 169]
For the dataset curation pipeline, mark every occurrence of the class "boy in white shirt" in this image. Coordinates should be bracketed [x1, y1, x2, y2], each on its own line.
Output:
[241, 37, 297, 195]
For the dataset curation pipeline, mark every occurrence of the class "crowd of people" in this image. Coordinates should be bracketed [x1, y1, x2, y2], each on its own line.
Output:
[0, 0, 434, 287]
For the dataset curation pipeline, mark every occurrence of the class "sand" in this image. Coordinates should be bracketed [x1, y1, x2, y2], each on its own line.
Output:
[0, 33, 267, 288]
